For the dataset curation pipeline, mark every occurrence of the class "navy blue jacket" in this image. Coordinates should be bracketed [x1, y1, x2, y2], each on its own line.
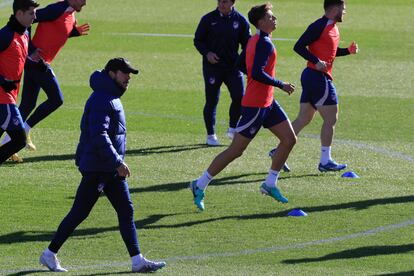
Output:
[75, 70, 126, 172]
[194, 8, 251, 70]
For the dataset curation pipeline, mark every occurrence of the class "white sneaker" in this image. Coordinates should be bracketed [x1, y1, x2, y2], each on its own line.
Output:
[39, 250, 68, 272]
[132, 257, 166, 273]
[226, 128, 236, 140]
[206, 134, 220, 146]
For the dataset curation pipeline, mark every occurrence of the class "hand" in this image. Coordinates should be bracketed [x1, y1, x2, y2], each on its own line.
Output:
[206, 51, 220, 64]
[348, 41, 358, 54]
[1, 79, 19, 93]
[315, 60, 328, 72]
[282, 82, 295, 95]
[116, 162, 131, 178]
[76, 23, 90, 36]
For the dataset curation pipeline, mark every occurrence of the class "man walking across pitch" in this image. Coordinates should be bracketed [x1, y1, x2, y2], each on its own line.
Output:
[39, 58, 166, 273]
[194, 0, 251, 146]
[0, 0, 39, 165]
[1, 0, 90, 162]
[190, 3, 296, 211]
[271, 0, 358, 172]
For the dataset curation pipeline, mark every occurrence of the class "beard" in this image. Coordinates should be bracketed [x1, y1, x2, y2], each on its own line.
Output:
[335, 12, 343, 22]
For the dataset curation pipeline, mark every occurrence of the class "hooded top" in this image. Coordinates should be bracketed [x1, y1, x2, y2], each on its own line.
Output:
[75, 70, 126, 172]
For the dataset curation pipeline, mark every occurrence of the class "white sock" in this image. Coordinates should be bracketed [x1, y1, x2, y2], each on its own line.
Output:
[197, 170, 213, 190]
[265, 169, 279, 188]
[320, 146, 332, 165]
[132, 253, 144, 265]
[24, 122, 31, 134]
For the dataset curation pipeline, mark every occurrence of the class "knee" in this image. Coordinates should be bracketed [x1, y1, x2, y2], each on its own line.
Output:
[20, 100, 37, 113]
[228, 145, 246, 159]
[323, 116, 338, 127]
[281, 134, 297, 149]
[118, 203, 135, 221]
[297, 114, 313, 127]
[288, 135, 297, 149]
[51, 97, 64, 109]
[233, 149, 244, 159]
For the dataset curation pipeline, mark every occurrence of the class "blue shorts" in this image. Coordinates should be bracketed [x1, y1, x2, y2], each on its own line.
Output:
[235, 100, 288, 139]
[0, 104, 24, 131]
[300, 67, 338, 109]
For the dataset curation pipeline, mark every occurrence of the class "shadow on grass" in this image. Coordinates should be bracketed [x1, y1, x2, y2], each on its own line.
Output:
[0, 213, 180, 244]
[375, 271, 414, 276]
[127, 172, 320, 195]
[76, 272, 136, 276]
[281, 244, 414, 264]
[1, 195, 412, 244]
[129, 172, 268, 194]
[6, 270, 46, 276]
[14, 144, 210, 163]
[6, 269, 135, 275]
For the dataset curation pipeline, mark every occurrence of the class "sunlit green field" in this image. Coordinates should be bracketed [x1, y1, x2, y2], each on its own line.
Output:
[0, 0, 413, 275]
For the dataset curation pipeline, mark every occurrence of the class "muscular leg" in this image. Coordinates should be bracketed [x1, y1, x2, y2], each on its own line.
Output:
[317, 104, 338, 147]
[291, 102, 317, 135]
[207, 133, 252, 176]
[268, 120, 297, 171]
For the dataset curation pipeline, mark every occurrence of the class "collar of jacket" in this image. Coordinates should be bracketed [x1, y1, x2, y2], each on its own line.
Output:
[90, 70, 125, 98]
[7, 15, 27, 35]
[216, 7, 236, 18]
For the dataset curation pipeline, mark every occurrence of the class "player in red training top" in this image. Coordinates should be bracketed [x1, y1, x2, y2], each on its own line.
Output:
[271, 0, 358, 172]
[190, 3, 296, 211]
[0, 0, 39, 165]
[1, 0, 89, 162]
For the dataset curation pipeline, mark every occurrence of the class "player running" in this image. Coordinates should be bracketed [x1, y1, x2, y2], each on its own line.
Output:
[190, 3, 296, 211]
[270, 0, 358, 172]
[1, 0, 90, 162]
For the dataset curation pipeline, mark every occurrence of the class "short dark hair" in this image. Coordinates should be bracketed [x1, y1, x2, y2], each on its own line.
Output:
[248, 2, 273, 28]
[324, 0, 344, 10]
[13, 0, 39, 14]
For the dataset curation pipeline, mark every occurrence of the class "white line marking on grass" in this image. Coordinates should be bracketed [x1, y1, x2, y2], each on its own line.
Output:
[62, 106, 414, 164]
[302, 133, 414, 164]
[125, 110, 414, 164]
[107, 32, 297, 42]
[2, 219, 413, 273]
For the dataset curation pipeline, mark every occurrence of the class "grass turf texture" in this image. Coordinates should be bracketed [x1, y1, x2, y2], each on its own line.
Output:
[0, 0, 413, 275]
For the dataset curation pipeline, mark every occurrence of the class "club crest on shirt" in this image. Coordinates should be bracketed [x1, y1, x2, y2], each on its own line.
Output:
[233, 21, 239, 29]
[209, 77, 216, 85]
[249, 127, 256, 135]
